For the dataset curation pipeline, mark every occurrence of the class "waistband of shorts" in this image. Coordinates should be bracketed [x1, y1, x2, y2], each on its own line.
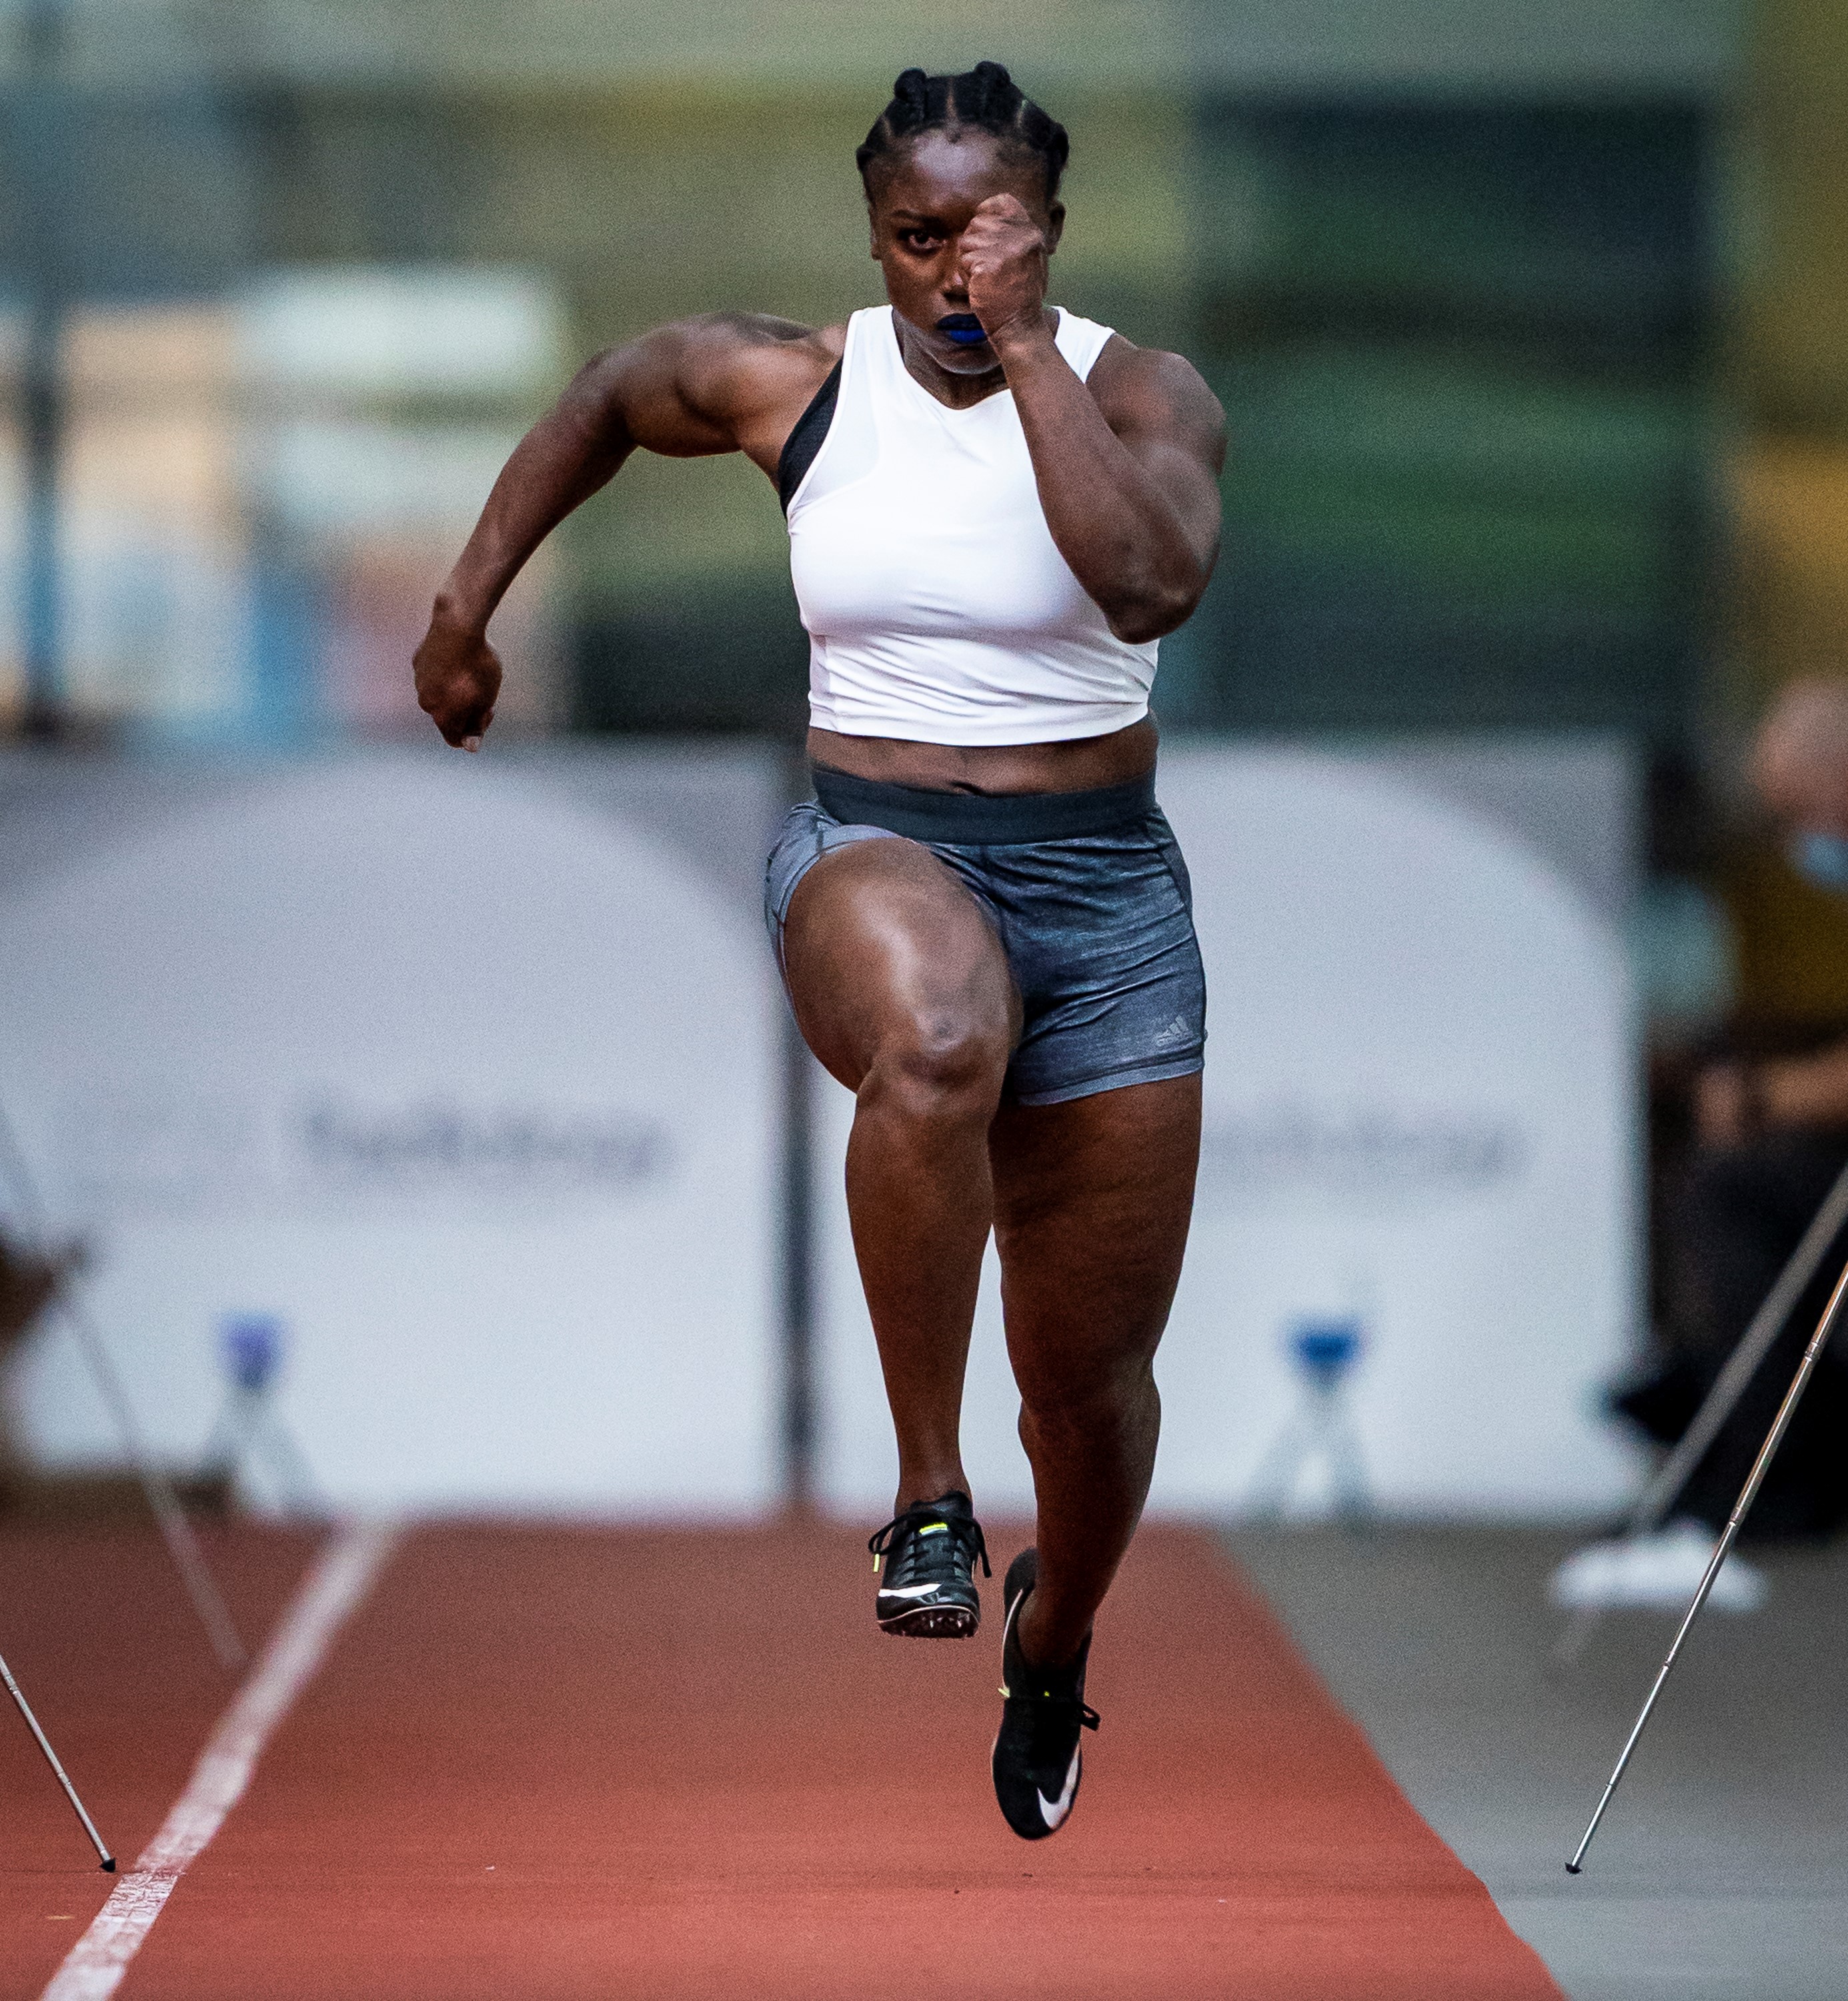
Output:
[809, 766, 1158, 844]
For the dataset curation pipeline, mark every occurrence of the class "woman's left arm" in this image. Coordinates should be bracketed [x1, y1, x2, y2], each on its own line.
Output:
[966, 197, 1226, 643]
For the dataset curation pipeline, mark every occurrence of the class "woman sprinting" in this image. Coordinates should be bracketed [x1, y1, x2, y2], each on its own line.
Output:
[413, 60, 1225, 1840]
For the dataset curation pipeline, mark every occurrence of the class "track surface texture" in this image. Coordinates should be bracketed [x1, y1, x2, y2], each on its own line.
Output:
[1230, 1525, 1848, 2001]
[0, 1524, 317, 1991]
[2, 1519, 1557, 2000]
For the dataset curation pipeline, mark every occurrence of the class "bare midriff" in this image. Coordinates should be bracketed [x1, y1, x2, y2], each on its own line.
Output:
[807, 716, 1158, 796]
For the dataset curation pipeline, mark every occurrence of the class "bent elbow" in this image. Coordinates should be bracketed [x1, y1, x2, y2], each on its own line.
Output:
[1106, 586, 1200, 646]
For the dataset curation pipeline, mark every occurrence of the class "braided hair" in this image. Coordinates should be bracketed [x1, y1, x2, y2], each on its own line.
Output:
[856, 61, 1070, 202]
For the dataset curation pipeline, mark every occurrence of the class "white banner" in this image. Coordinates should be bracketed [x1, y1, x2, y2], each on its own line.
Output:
[0, 748, 784, 1517]
[816, 742, 1640, 1519]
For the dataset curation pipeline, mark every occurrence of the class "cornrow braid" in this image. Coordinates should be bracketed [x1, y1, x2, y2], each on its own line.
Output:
[856, 61, 1070, 201]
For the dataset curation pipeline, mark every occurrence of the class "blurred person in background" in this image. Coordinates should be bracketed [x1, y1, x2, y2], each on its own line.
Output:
[1615, 678, 1848, 1544]
[0, 1230, 74, 1506]
[0, 1231, 62, 1351]
[414, 62, 1223, 1841]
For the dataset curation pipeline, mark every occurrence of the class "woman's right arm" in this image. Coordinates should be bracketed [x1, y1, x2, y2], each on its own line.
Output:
[413, 314, 807, 748]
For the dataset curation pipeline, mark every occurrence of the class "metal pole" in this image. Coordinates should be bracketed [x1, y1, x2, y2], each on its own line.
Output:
[1555, 1153, 1848, 1666]
[51, 1291, 248, 1669]
[778, 750, 818, 1516]
[1566, 1251, 1848, 1874]
[18, 0, 72, 737]
[780, 974, 817, 1513]
[0, 1648, 115, 1868]
[0, 1106, 246, 1670]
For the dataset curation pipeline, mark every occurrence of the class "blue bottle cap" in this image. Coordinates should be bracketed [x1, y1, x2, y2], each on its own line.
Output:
[1289, 1317, 1362, 1383]
[220, 1313, 284, 1393]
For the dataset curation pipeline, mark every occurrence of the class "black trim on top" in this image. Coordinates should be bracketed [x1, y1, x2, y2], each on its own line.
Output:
[777, 360, 843, 514]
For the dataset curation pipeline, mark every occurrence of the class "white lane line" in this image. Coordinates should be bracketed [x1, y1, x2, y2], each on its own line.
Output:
[42, 1517, 400, 2001]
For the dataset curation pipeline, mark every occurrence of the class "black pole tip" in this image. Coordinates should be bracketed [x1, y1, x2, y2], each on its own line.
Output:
[1564, 1862, 1581, 1876]
[100, 1857, 117, 1872]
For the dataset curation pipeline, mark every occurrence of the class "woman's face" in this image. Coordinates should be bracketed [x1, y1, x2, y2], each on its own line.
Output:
[866, 127, 1064, 375]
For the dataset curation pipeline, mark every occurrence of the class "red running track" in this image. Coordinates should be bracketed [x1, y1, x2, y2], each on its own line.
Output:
[2, 1520, 1560, 2000]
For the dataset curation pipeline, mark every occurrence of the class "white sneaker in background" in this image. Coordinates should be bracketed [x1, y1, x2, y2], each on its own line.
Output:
[1549, 1519, 1768, 1613]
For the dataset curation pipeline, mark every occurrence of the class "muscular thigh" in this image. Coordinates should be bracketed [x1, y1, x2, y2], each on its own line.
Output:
[781, 834, 1020, 1091]
[988, 1074, 1201, 1396]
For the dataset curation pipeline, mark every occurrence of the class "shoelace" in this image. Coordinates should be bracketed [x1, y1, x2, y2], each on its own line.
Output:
[1022, 1694, 1100, 1778]
[868, 1501, 992, 1587]
[1014, 1681, 1100, 1740]
[1004, 1611, 1100, 1732]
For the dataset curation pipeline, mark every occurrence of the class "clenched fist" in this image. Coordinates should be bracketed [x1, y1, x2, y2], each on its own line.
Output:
[413, 604, 501, 750]
[958, 193, 1052, 348]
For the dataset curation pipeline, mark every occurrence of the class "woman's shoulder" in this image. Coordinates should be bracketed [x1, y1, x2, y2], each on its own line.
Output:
[670, 311, 848, 374]
[656, 313, 850, 427]
[1084, 334, 1224, 440]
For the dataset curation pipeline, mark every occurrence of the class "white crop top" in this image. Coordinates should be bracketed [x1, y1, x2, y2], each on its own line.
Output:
[784, 305, 1158, 746]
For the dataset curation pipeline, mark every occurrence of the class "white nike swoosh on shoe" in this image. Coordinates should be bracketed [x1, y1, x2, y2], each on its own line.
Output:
[1038, 1746, 1082, 1830]
[878, 1583, 944, 1600]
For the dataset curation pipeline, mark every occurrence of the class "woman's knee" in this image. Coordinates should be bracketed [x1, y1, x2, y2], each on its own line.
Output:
[1015, 1349, 1159, 1435]
[860, 1013, 1010, 1129]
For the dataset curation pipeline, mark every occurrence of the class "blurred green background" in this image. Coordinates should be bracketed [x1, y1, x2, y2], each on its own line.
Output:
[0, 0, 1749, 751]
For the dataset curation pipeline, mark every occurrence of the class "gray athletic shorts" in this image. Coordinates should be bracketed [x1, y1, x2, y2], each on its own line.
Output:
[764, 766, 1206, 1107]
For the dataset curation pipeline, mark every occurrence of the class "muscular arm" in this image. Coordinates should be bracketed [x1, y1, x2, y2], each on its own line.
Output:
[414, 313, 828, 746]
[1000, 334, 1224, 642]
[964, 198, 1225, 644]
